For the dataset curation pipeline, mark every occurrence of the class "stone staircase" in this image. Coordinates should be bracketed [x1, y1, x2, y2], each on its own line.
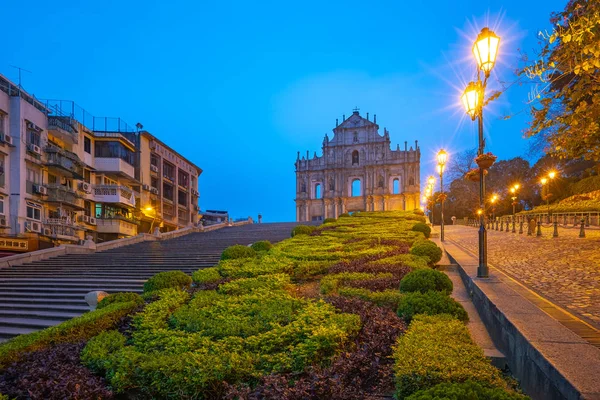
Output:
[0, 222, 304, 342]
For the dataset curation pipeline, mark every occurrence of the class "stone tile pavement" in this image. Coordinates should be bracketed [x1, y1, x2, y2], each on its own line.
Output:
[445, 225, 600, 330]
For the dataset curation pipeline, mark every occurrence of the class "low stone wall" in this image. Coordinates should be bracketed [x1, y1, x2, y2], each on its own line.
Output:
[0, 218, 254, 268]
[445, 242, 600, 400]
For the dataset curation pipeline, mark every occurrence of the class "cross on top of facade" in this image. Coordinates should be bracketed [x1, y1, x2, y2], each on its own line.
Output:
[353, 106, 360, 112]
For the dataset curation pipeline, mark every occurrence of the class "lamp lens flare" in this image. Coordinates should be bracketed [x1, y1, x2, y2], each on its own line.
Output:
[437, 149, 448, 166]
[461, 81, 481, 119]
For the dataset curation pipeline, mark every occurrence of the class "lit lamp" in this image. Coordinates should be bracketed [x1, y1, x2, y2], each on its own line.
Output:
[437, 149, 448, 241]
[460, 27, 500, 279]
[490, 194, 498, 222]
[509, 184, 520, 233]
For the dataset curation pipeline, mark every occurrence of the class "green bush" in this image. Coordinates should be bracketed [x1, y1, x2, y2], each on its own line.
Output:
[81, 330, 127, 373]
[221, 245, 257, 260]
[413, 209, 425, 216]
[250, 240, 273, 252]
[406, 381, 529, 400]
[323, 218, 337, 224]
[134, 288, 190, 331]
[394, 314, 507, 398]
[410, 240, 443, 266]
[291, 225, 316, 237]
[217, 254, 295, 279]
[0, 300, 139, 368]
[97, 292, 144, 309]
[192, 267, 222, 284]
[143, 271, 192, 293]
[570, 175, 600, 196]
[400, 269, 453, 294]
[338, 287, 404, 309]
[320, 272, 393, 294]
[397, 291, 468, 323]
[338, 213, 350, 218]
[411, 222, 431, 238]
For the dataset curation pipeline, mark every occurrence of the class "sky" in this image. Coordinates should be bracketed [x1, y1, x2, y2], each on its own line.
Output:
[3, 0, 566, 221]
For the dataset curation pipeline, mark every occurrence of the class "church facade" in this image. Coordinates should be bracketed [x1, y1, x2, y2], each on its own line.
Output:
[295, 110, 420, 222]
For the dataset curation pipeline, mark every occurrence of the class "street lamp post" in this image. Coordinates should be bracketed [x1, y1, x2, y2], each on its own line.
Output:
[461, 27, 500, 278]
[437, 150, 448, 242]
[510, 184, 520, 233]
[427, 176, 435, 225]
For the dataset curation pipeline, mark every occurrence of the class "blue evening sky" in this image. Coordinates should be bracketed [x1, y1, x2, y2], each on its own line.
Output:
[4, 0, 565, 222]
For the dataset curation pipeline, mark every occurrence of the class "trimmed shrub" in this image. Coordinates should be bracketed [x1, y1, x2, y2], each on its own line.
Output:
[143, 271, 192, 293]
[323, 218, 337, 224]
[394, 315, 508, 398]
[221, 245, 257, 260]
[192, 267, 222, 284]
[411, 222, 431, 238]
[250, 240, 273, 252]
[400, 269, 453, 294]
[97, 292, 144, 310]
[410, 240, 442, 266]
[397, 291, 468, 323]
[217, 274, 291, 295]
[406, 381, 529, 400]
[291, 225, 316, 237]
[413, 209, 425, 216]
[338, 287, 404, 309]
[0, 300, 139, 368]
[320, 272, 394, 295]
[338, 213, 350, 218]
[81, 330, 127, 373]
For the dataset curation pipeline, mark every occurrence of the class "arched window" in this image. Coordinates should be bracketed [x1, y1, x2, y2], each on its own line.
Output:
[351, 179, 361, 197]
[301, 181, 306, 192]
[352, 150, 359, 165]
[353, 132, 359, 143]
[315, 184, 322, 199]
[409, 177, 415, 186]
[378, 175, 384, 188]
[329, 178, 335, 191]
[393, 178, 400, 194]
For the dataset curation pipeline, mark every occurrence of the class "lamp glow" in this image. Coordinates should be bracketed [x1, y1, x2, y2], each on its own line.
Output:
[541, 178, 548, 185]
[437, 149, 448, 166]
[473, 27, 500, 75]
[428, 176, 435, 186]
[461, 81, 481, 120]
[548, 171, 556, 179]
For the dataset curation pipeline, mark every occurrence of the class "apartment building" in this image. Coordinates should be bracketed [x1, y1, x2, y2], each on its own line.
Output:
[0, 73, 202, 253]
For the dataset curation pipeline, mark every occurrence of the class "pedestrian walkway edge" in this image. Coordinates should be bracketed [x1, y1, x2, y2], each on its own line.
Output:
[443, 240, 600, 400]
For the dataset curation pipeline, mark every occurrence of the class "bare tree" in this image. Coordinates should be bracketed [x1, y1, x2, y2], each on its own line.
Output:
[445, 148, 477, 182]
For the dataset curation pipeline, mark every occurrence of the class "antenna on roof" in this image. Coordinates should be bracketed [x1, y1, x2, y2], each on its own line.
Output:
[9, 65, 32, 88]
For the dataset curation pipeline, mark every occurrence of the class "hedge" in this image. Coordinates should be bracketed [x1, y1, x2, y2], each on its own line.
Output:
[220, 244, 257, 260]
[406, 381, 529, 400]
[0, 300, 140, 368]
[397, 291, 468, 323]
[192, 267, 223, 284]
[250, 240, 273, 252]
[394, 314, 508, 398]
[411, 222, 431, 238]
[143, 270, 192, 293]
[410, 240, 443, 266]
[291, 225, 316, 237]
[97, 292, 144, 309]
[400, 269, 453, 294]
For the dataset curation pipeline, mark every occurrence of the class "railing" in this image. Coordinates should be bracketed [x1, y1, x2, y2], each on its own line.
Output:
[43, 224, 81, 239]
[46, 217, 80, 227]
[45, 148, 84, 177]
[93, 131, 135, 147]
[93, 185, 134, 205]
[45, 184, 83, 207]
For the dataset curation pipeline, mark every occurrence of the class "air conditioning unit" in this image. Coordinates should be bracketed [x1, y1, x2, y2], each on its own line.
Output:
[25, 221, 42, 233]
[150, 165, 159, 173]
[43, 227, 52, 236]
[3, 135, 12, 145]
[0, 217, 7, 227]
[89, 217, 97, 225]
[150, 187, 159, 195]
[35, 185, 48, 195]
[79, 215, 90, 223]
[26, 121, 35, 130]
[79, 182, 92, 193]
[142, 184, 150, 191]
[33, 144, 42, 155]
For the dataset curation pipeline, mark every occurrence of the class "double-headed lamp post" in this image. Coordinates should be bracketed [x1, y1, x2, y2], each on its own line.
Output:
[460, 27, 500, 278]
[437, 149, 448, 241]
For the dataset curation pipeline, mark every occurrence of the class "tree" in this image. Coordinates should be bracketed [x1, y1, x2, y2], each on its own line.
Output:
[521, 0, 600, 161]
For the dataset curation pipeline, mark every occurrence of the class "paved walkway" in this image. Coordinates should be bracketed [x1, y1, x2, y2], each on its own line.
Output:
[445, 225, 600, 330]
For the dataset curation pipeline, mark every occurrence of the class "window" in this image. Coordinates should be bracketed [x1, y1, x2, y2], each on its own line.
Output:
[95, 175, 103, 185]
[84, 169, 91, 184]
[0, 114, 4, 135]
[329, 178, 334, 191]
[351, 179, 361, 197]
[178, 170, 189, 187]
[151, 176, 158, 189]
[94, 141, 135, 165]
[27, 168, 41, 184]
[151, 154, 159, 167]
[27, 129, 41, 147]
[315, 184, 322, 199]
[178, 189, 187, 207]
[409, 177, 415, 186]
[378, 175, 384, 188]
[353, 132, 358, 143]
[163, 182, 174, 201]
[393, 178, 400, 194]
[84, 137, 92, 154]
[0, 196, 4, 214]
[352, 150, 359, 165]
[48, 174, 57, 185]
[163, 162, 175, 180]
[84, 200, 92, 217]
[26, 205, 41, 221]
[301, 181, 306, 193]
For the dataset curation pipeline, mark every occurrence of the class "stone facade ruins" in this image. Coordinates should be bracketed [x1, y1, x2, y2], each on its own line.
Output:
[295, 110, 420, 222]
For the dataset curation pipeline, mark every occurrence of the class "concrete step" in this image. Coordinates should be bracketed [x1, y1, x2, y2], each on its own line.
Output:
[0, 317, 65, 330]
[0, 325, 40, 339]
[0, 288, 143, 295]
[0, 309, 82, 320]
[0, 303, 90, 313]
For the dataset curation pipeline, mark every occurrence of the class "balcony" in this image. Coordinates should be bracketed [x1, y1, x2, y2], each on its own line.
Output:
[45, 145, 84, 179]
[45, 185, 84, 210]
[94, 158, 135, 181]
[43, 218, 84, 242]
[95, 217, 138, 236]
[48, 116, 79, 144]
[93, 185, 136, 208]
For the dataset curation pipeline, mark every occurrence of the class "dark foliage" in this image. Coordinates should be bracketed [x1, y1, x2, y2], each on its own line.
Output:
[345, 276, 402, 292]
[329, 249, 411, 277]
[0, 342, 113, 400]
[224, 297, 407, 400]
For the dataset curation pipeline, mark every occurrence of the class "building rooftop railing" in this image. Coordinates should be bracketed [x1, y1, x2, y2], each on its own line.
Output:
[0, 74, 49, 114]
